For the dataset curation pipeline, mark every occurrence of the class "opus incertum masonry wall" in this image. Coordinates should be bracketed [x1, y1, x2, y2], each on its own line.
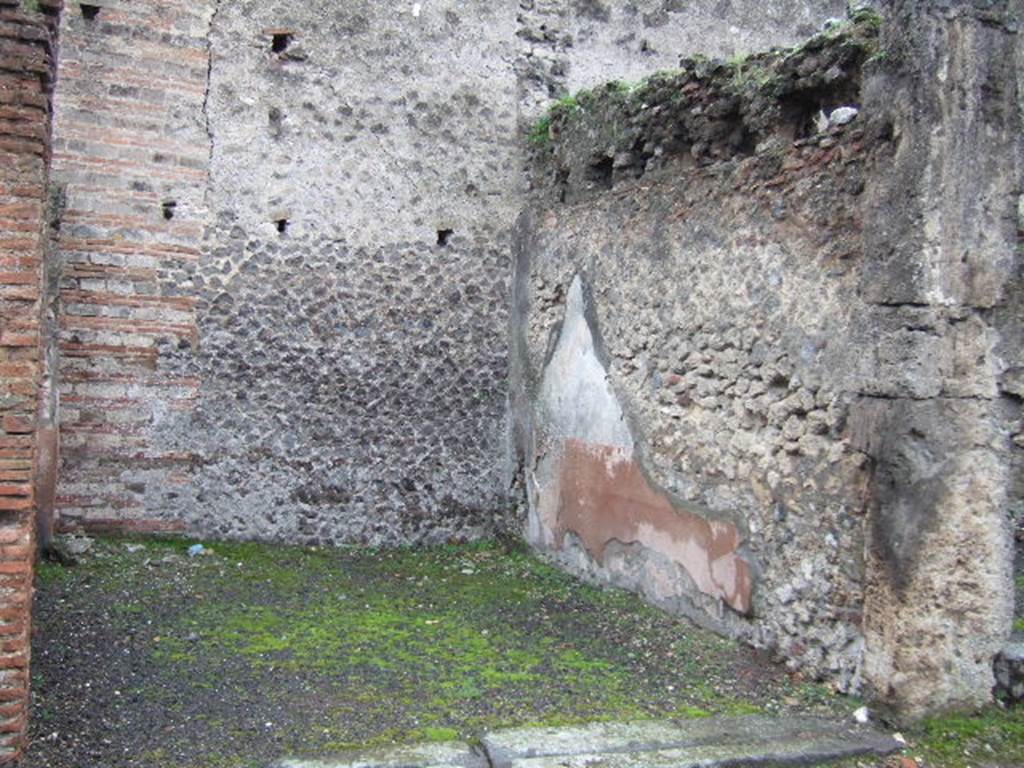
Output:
[511, 4, 1021, 721]
[0, 0, 1020, 759]
[46, 0, 841, 542]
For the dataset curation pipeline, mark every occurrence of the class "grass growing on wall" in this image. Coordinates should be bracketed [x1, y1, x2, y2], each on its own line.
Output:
[525, 6, 885, 149]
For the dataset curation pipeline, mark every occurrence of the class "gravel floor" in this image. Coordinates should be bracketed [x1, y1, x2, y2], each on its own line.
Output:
[16, 536, 1015, 768]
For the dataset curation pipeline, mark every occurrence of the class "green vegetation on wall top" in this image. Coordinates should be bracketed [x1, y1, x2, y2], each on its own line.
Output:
[526, 6, 883, 149]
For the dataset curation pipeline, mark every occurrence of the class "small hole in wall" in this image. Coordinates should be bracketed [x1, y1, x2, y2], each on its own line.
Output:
[276, 218, 289, 234]
[436, 228, 454, 247]
[555, 167, 570, 203]
[80, 3, 101, 20]
[272, 33, 293, 54]
[162, 201, 177, 220]
[268, 107, 284, 138]
[585, 155, 614, 190]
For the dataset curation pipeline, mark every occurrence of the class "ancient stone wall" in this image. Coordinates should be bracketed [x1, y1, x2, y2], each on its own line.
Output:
[857, 0, 1021, 720]
[47, 0, 843, 543]
[4, 0, 1017, 732]
[0, 0, 60, 759]
[190, 0, 520, 544]
[511, 5, 1020, 716]
[513, 15, 885, 692]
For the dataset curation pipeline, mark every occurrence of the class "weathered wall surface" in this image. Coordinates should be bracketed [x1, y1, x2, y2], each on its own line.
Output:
[188, 0, 848, 545]
[0, 0, 60, 759]
[516, 0, 845, 116]
[857, 0, 1021, 720]
[512, 6, 1020, 713]
[48, 0, 214, 533]
[190, 0, 519, 544]
[47, 0, 846, 543]
[12, 0, 1017, 730]
[513, 18, 885, 691]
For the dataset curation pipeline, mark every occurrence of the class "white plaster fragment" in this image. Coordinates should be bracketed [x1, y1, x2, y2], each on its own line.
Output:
[538, 276, 633, 451]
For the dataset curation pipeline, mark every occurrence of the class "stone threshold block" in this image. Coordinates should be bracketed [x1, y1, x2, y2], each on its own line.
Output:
[279, 715, 902, 768]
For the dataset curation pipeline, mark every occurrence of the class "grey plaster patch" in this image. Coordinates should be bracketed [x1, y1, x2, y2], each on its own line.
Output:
[538, 276, 632, 450]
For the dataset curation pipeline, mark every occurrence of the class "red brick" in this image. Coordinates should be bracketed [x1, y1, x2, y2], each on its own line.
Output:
[0, 713, 27, 734]
[0, 416, 32, 435]
[0, 543, 32, 560]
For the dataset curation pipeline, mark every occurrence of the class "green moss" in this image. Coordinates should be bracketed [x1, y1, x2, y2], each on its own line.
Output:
[848, 7, 883, 31]
[1014, 617, 1024, 633]
[795, 682, 834, 707]
[724, 56, 775, 95]
[35, 560, 72, 587]
[908, 707, 1024, 768]
[412, 726, 460, 742]
[720, 701, 764, 716]
[527, 115, 552, 145]
[37, 537, 861, 763]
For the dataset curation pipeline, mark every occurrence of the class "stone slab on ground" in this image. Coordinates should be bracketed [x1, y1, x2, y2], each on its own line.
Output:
[279, 741, 488, 768]
[483, 716, 899, 767]
[280, 715, 901, 768]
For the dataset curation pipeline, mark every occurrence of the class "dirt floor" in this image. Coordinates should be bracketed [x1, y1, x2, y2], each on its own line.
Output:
[17, 537, 1024, 768]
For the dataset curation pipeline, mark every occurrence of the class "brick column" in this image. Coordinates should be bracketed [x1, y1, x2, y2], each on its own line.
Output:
[0, 0, 61, 760]
[48, 0, 212, 534]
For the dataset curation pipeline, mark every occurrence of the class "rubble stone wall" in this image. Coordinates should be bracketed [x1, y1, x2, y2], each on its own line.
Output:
[3, 0, 1017, 732]
[47, 0, 842, 543]
[511, 5, 1020, 716]
[513, 16, 885, 692]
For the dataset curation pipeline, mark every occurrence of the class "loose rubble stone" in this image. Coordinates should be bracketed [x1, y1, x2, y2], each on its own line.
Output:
[829, 106, 859, 125]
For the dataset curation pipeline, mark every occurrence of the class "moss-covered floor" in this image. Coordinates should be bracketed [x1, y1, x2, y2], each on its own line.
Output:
[23, 537, 1023, 768]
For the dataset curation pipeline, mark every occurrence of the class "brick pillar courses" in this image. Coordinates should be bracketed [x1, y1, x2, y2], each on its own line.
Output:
[0, 0, 61, 760]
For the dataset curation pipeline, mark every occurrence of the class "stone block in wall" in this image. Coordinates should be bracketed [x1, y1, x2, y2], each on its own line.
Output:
[854, 393, 1014, 719]
[855, 0, 1020, 721]
[859, 0, 1019, 311]
[851, 307, 1001, 400]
